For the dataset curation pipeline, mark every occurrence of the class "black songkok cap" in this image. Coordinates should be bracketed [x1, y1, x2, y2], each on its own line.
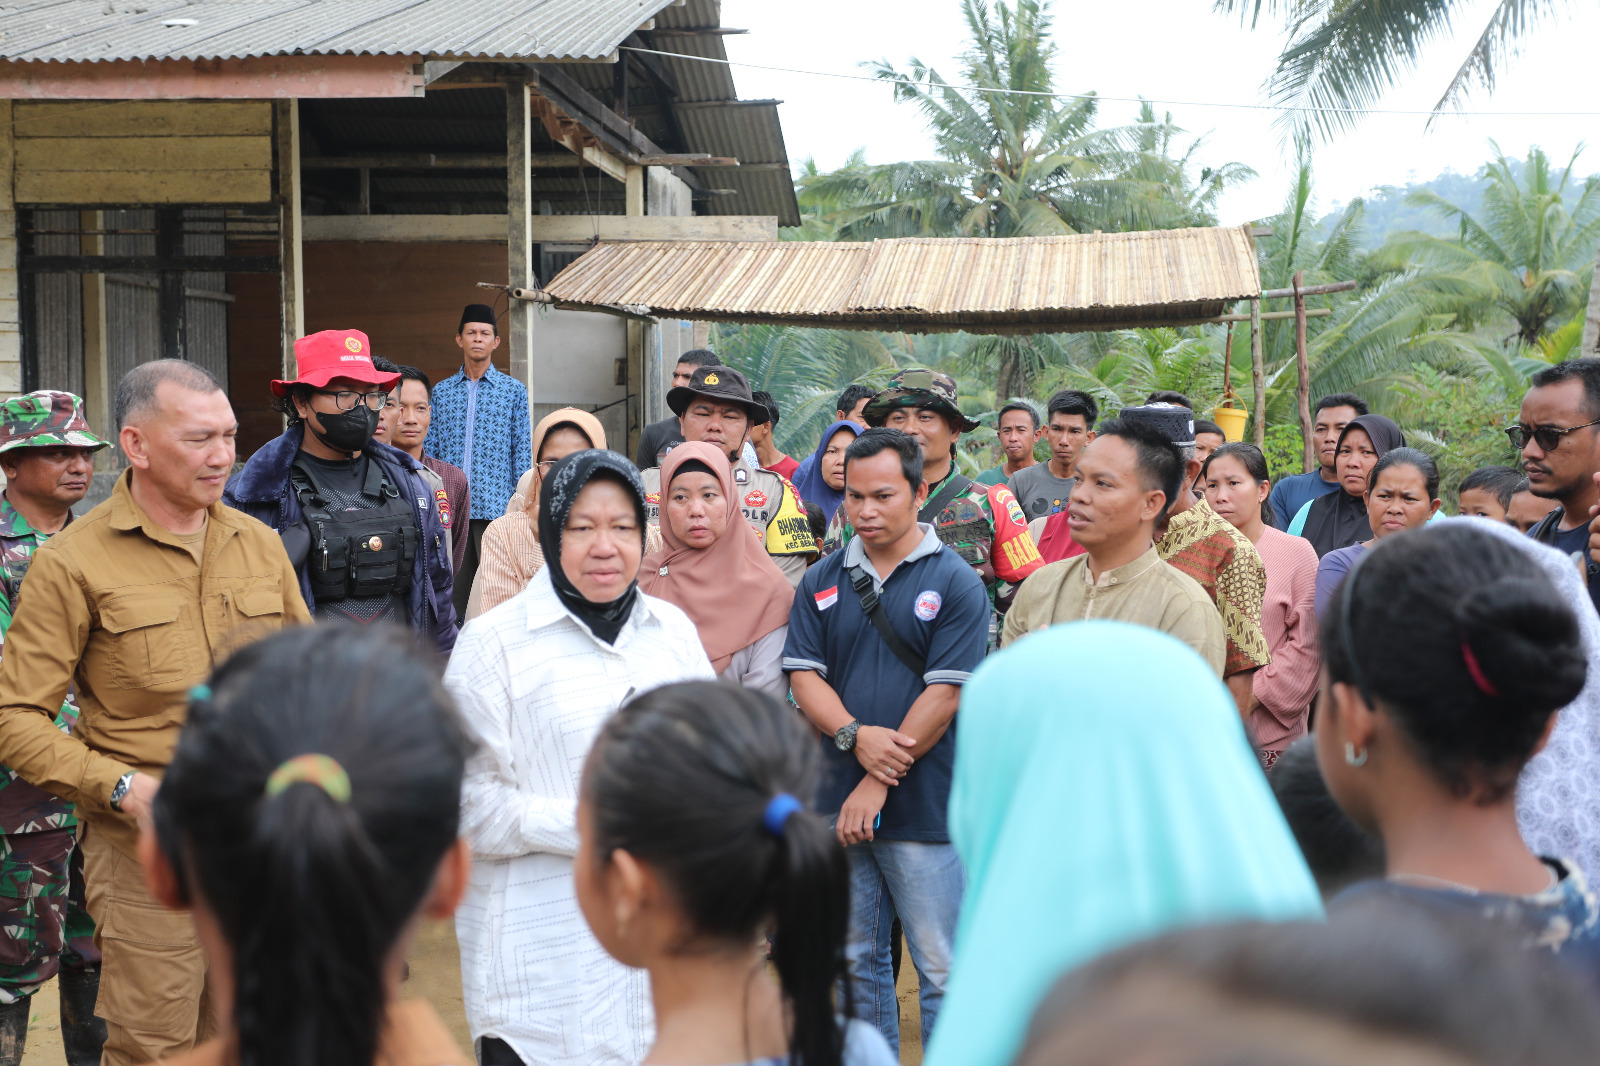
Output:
[459, 304, 498, 334]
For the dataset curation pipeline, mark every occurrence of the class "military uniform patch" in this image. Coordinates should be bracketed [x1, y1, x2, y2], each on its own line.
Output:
[433, 488, 452, 529]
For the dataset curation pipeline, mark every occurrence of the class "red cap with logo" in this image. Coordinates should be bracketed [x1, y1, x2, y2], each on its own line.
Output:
[271, 329, 400, 398]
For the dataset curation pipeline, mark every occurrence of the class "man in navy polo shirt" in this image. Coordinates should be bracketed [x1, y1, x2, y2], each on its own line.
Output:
[784, 427, 988, 1054]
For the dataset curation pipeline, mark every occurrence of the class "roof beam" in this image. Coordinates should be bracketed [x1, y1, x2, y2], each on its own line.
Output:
[302, 214, 779, 243]
[651, 28, 751, 36]
[0, 55, 425, 100]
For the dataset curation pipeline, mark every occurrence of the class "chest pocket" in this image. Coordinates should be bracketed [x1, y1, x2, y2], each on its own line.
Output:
[99, 595, 198, 691]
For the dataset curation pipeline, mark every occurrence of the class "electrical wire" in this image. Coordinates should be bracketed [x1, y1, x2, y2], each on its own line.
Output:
[617, 44, 1600, 118]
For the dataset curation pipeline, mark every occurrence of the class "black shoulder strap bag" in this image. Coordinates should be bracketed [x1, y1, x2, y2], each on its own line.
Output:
[919, 472, 974, 525]
[846, 564, 926, 678]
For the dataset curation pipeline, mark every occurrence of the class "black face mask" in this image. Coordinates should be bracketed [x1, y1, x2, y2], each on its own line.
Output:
[309, 405, 378, 454]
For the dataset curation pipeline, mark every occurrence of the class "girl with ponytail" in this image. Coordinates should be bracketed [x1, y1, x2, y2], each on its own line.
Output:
[142, 626, 472, 1066]
[1318, 522, 1600, 982]
[575, 682, 895, 1066]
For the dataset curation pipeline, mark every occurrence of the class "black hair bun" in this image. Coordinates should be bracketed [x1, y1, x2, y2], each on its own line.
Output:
[1456, 576, 1587, 715]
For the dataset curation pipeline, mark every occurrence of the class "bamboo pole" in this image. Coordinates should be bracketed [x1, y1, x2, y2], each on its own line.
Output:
[1294, 270, 1314, 473]
[1260, 279, 1358, 299]
[1250, 297, 1265, 449]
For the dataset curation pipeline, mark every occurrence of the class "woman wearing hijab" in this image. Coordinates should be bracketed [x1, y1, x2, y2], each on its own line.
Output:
[443, 450, 714, 1066]
[1286, 414, 1405, 556]
[1313, 448, 1442, 618]
[640, 443, 795, 696]
[923, 621, 1322, 1066]
[464, 408, 607, 621]
[795, 419, 862, 524]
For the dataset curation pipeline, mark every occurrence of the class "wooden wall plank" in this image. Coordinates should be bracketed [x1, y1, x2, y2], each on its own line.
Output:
[0, 101, 20, 395]
[14, 168, 271, 204]
[12, 101, 272, 138]
[17, 136, 272, 172]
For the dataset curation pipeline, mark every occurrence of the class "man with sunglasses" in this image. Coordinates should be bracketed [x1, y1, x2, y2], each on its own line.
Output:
[1514, 358, 1600, 609]
[225, 329, 459, 652]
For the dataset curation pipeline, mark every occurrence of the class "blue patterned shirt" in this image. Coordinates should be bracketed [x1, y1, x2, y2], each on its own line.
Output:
[425, 363, 531, 520]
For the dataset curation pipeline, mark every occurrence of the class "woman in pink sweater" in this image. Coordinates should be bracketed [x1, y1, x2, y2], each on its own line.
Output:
[1202, 443, 1321, 769]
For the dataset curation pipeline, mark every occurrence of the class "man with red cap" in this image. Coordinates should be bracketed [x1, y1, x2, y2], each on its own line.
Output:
[225, 329, 458, 654]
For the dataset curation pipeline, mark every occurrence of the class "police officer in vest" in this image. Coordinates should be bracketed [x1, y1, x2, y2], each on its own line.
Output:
[640, 365, 814, 586]
[224, 329, 458, 654]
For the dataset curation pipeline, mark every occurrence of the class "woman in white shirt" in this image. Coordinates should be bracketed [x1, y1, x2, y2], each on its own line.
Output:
[444, 450, 714, 1066]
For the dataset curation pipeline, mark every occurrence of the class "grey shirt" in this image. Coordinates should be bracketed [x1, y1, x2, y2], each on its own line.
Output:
[1008, 463, 1077, 521]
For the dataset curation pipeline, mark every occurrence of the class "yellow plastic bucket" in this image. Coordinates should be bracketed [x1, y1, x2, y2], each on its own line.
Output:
[1213, 401, 1248, 442]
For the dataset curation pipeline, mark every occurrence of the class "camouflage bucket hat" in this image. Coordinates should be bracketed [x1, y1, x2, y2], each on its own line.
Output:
[0, 391, 109, 456]
[862, 368, 981, 433]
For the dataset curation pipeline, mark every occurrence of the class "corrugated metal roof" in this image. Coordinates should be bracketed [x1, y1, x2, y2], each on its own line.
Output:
[0, 0, 674, 61]
[546, 228, 1263, 334]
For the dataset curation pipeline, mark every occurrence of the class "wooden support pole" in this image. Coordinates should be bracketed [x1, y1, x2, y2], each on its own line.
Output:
[274, 99, 303, 379]
[625, 165, 644, 217]
[507, 80, 536, 422]
[0, 101, 18, 397]
[1250, 297, 1265, 449]
[1294, 270, 1313, 474]
[1216, 308, 1331, 323]
[1260, 279, 1358, 299]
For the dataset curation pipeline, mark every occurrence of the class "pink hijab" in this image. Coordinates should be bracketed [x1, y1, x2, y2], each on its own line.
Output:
[640, 442, 794, 672]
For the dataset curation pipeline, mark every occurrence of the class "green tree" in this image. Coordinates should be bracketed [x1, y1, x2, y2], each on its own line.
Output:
[1379, 145, 1600, 347]
[1216, 0, 1566, 139]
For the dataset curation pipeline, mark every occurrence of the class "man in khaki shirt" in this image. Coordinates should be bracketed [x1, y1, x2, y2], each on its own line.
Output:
[0, 361, 309, 1066]
[1003, 417, 1224, 673]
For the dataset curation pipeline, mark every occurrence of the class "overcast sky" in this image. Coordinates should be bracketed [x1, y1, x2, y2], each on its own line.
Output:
[719, 0, 1600, 226]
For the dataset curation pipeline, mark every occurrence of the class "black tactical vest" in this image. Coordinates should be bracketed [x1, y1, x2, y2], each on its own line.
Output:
[290, 456, 417, 603]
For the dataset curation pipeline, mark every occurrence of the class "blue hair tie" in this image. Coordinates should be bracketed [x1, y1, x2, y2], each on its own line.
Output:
[762, 792, 803, 837]
[188, 684, 212, 702]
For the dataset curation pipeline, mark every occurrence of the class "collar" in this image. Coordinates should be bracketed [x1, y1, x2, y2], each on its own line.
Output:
[458, 363, 500, 386]
[108, 469, 240, 545]
[1083, 543, 1162, 588]
[1163, 495, 1218, 534]
[521, 566, 652, 644]
[0, 493, 68, 540]
[842, 522, 941, 589]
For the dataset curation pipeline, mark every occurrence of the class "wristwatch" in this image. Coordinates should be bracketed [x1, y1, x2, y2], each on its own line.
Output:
[834, 721, 860, 753]
[109, 772, 135, 813]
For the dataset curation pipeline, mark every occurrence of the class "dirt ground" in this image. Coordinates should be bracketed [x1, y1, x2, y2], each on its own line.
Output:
[20, 920, 924, 1066]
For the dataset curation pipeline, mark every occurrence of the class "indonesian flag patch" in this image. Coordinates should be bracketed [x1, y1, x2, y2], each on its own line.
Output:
[814, 585, 839, 611]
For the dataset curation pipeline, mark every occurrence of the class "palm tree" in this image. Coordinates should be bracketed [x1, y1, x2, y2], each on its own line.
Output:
[1378, 145, 1600, 347]
[1215, 0, 1566, 139]
[796, 0, 1252, 395]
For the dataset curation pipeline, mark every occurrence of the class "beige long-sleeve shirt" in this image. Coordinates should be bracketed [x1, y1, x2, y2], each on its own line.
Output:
[0, 471, 310, 857]
[1001, 545, 1226, 674]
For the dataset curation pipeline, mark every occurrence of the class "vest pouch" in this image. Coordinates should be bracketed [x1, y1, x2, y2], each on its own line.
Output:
[349, 521, 415, 598]
[308, 518, 354, 602]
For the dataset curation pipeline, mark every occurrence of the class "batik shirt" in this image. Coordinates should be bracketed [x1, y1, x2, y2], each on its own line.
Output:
[822, 474, 1043, 613]
[424, 363, 532, 521]
[1156, 497, 1272, 678]
[0, 498, 77, 835]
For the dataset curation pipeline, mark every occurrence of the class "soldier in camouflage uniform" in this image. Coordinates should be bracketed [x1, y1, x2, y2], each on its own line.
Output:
[822, 370, 1044, 629]
[0, 392, 108, 1066]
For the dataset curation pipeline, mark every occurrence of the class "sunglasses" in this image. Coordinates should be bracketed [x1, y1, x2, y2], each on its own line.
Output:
[1505, 417, 1600, 451]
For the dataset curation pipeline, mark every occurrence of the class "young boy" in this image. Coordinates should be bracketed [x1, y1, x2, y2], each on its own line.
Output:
[1456, 465, 1524, 523]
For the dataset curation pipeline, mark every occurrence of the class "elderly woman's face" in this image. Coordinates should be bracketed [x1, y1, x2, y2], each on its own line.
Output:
[560, 479, 642, 602]
[664, 470, 727, 550]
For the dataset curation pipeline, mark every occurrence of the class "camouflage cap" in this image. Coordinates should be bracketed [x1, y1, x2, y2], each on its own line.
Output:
[0, 391, 109, 456]
[862, 368, 981, 433]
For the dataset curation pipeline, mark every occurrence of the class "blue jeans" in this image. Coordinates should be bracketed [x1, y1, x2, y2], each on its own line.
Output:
[843, 838, 964, 1054]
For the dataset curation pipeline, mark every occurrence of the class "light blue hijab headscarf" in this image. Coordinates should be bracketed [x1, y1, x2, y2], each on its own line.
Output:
[924, 621, 1323, 1066]
[794, 419, 860, 522]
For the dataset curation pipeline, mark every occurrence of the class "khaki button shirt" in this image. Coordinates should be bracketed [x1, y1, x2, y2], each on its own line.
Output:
[1001, 544, 1226, 674]
[0, 470, 311, 857]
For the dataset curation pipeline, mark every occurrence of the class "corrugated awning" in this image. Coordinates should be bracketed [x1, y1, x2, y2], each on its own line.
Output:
[544, 227, 1263, 334]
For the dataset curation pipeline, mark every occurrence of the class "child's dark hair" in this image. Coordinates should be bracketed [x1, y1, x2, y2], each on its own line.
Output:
[152, 626, 468, 1066]
[1322, 523, 1586, 800]
[1268, 739, 1384, 897]
[805, 500, 827, 543]
[1366, 446, 1439, 499]
[1201, 442, 1274, 528]
[584, 682, 850, 1066]
[1458, 465, 1525, 511]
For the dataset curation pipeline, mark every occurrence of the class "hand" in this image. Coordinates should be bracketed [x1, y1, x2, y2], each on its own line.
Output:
[118, 772, 160, 835]
[836, 777, 888, 846]
[854, 725, 915, 786]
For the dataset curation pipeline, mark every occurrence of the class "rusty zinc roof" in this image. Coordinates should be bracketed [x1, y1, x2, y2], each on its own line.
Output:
[544, 227, 1263, 334]
[1, 0, 673, 62]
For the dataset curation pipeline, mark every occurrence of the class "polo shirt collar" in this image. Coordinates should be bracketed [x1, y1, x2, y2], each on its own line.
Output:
[842, 521, 941, 590]
[1083, 543, 1162, 588]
